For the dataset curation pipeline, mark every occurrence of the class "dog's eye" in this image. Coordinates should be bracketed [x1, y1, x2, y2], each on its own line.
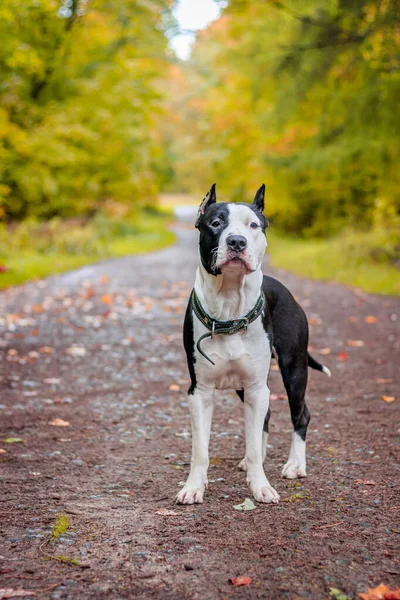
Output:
[250, 222, 259, 229]
[211, 220, 221, 228]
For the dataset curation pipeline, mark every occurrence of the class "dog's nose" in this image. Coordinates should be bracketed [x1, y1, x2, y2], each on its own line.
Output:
[226, 235, 247, 252]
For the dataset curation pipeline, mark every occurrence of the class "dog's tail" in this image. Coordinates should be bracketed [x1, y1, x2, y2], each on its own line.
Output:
[308, 352, 331, 377]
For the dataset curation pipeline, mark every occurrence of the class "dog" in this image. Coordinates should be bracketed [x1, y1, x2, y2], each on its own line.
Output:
[176, 184, 330, 505]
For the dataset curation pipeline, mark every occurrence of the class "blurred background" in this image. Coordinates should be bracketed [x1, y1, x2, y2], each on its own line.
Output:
[0, 0, 399, 293]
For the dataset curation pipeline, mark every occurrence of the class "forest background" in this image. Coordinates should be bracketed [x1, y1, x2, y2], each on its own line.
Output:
[1, 0, 399, 293]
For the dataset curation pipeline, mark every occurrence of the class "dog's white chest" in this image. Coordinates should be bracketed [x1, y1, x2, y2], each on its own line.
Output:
[193, 316, 271, 390]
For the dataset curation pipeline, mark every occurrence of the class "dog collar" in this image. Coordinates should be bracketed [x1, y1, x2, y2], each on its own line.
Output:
[191, 288, 266, 366]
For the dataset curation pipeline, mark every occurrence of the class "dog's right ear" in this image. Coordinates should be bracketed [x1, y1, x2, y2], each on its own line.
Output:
[195, 183, 217, 228]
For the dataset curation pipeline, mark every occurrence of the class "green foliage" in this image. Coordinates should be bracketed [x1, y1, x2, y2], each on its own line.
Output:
[267, 228, 400, 295]
[163, 0, 400, 242]
[50, 514, 69, 542]
[0, 210, 175, 288]
[329, 588, 351, 600]
[0, 0, 171, 220]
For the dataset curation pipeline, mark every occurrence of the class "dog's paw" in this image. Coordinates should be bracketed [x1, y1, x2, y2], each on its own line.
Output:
[238, 457, 247, 471]
[248, 477, 279, 504]
[176, 486, 205, 505]
[281, 460, 307, 479]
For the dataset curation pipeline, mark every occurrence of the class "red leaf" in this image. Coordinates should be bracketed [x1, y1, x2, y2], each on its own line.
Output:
[229, 576, 252, 587]
[337, 352, 348, 361]
[355, 479, 376, 486]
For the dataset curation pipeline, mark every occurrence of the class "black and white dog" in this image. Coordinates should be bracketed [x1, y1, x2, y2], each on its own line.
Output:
[177, 184, 330, 505]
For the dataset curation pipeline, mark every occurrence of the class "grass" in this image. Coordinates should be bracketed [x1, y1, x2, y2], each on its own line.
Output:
[267, 228, 400, 296]
[0, 209, 175, 289]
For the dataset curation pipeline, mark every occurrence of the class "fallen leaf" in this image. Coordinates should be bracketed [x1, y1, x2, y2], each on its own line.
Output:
[355, 479, 376, 486]
[309, 317, 322, 326]
[376, 378, 393, 384]
[0, 589, 36, 598]
[282, 491, 310, 502]
[101, 294, 112, 304]
[126, 299, 133, 308]
[0, 265, 7, 273]
[270, 364, 280, 371]
[3, 438, 24, 444]
[49, 418, 70, 427]
[270, 393, 278, 400]
[382, 395, 395, 403]
[365, 315, 377, 324]
[66, 346, 86, 357]
[233, 498, 256, 511]
[209, 457, 222, 465]
[100, 275, 109, 284]
[337, 352, 348, 362]
[0, 449, 7, 454]
[359, 584, 400, 600]
[349, 316, 358, 323]
[43, 378, 61, 384]
[169, 384, 180, 392]
[347, 339, 365, 347]
[32, 304, 44, 313]
[155, 508, 180, 516]
[320, 347, 331, 355]
[39, 346, 53, 354]
[329, 588, 351, 600]
[229, 576, 252, 587]
[7, 349, 18, 356]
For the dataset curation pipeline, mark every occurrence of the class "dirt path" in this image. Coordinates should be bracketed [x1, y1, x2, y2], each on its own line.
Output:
[1, 213, 399, 599]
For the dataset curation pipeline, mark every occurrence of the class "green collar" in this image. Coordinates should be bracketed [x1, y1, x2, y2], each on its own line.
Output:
[191, 288, 266, 365]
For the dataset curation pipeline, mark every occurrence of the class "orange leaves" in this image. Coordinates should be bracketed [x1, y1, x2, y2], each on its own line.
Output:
[359, 584, 400, 600]
[49, 418, 70, 427]
[337, 352, 348, 362]
[347, 339, 365, 347]
[382, 395, 395, 403]
[365, 315, 377, 324]
[101, 294, 113, 305]
[32, 304, 44, 314]
[229, 576, 252, 587]
[169, 384, 180, 392]
[355, 479, 376, 486]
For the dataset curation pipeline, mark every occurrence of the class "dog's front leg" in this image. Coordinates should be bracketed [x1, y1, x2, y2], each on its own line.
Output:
[176, 386, 214, 504]
[244, 385, 279, 504]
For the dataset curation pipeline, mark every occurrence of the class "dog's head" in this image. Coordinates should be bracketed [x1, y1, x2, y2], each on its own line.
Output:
[195, 184, 268, 276]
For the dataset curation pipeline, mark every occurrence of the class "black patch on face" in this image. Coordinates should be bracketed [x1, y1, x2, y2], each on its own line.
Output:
[197, 203, 230, 276]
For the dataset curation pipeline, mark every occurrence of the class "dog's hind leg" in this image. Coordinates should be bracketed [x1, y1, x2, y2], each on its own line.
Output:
[279, 356, 310, 479]
[176, 386, 214, 504]
[237, 388, 270, 471]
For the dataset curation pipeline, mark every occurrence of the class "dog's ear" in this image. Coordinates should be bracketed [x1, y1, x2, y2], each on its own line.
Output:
[195, 183, 217, 228]
[252, 184, 265, 213]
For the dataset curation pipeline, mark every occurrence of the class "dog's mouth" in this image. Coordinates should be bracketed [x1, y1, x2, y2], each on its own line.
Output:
[220, 254, 254, 273]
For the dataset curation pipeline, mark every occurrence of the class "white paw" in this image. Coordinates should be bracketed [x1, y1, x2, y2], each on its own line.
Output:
[281, 460, 307, 479]
[176, 485, 205, 505]
[238, 457, 247, 471]
[248, 479, 280, 504]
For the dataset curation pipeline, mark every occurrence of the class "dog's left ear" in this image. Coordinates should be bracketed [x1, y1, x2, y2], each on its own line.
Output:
[195, 183, 217, 228]
[252, 184, 265, 213]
